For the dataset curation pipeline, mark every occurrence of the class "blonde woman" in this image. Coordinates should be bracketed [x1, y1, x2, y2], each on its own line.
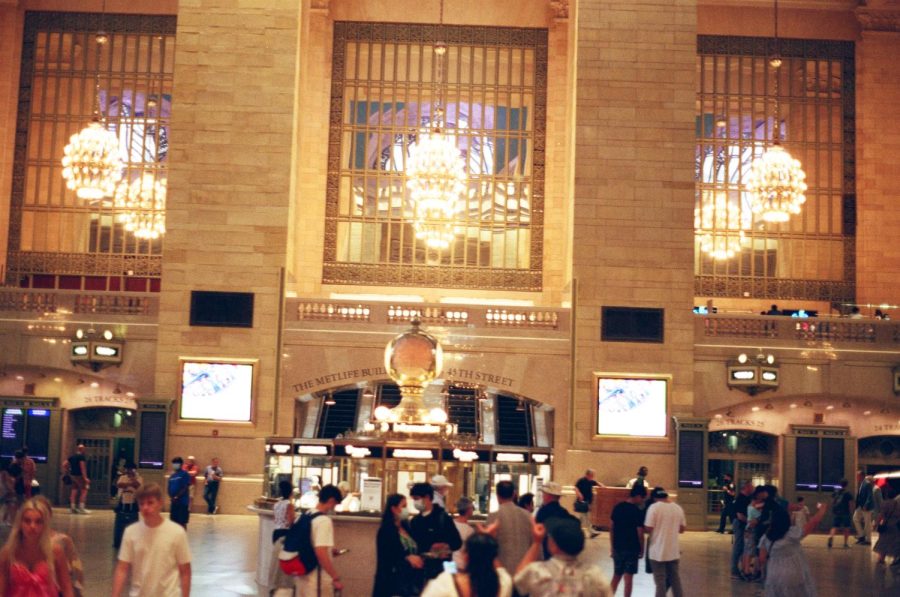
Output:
[33, 496, 84, 597]
[0, 498, 74, 597]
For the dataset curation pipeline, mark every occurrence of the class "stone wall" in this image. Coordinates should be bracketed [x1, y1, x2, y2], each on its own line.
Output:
[566, 0, 697, 482]
[155, 0, 300, 473]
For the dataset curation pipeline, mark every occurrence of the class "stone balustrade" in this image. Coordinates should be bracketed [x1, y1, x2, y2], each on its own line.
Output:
[698, 314, 899, 346]
[0, 289, 158, 318]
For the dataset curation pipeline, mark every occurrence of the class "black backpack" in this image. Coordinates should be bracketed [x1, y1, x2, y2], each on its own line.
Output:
[282, 511, 323, 576]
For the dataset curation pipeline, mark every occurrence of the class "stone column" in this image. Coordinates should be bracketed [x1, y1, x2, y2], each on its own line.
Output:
[855, 5, 900, 306]
[155, 0, 300, 473]
[566, 0, 697, 488]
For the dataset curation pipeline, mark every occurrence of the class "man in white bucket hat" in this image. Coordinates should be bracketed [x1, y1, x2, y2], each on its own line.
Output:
[430, 474, 454, 509]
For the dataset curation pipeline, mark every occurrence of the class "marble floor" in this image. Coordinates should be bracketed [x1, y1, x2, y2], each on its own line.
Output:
[3, 511, 899, 596]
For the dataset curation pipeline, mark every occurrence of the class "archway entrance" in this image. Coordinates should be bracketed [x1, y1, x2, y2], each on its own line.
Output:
[706, 430, 778, 529]
[69, 407, 136, 506]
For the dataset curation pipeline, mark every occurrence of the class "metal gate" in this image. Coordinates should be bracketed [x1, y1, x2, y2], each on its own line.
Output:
[74, 438, 112, 507]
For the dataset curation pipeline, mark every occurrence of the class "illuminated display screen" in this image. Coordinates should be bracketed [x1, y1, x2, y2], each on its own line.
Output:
[0, 408, 25, 459]
[596, 377, 667, 437]
[180, 361, 253, 422]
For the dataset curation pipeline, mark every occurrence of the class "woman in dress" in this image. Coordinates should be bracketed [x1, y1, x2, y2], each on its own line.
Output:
[761, 501, 827, 597]
[0, 498, 74, 597]
[373, 493, 425, 597]
[874, 484, 900, 566]
[32, 496, 84, 597]
[421, 533, 512, 597]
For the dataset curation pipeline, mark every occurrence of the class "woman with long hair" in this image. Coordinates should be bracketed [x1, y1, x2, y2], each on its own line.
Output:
[422, 533, 512, 597]
[760, 502, 827, 597]
[0, 498, 74, 597]
[32, 496, 84, 597]
[373, 493, 425, 597]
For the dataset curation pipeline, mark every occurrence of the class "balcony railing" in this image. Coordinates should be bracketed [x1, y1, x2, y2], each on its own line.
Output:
[698, 314, 900, 346]
[290, 299, 570, 333]
[0, 288, 158, 318]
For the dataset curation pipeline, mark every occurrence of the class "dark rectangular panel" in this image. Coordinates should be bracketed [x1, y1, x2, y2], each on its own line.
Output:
[821, 438, 845, 492]
[0, 408, 25, 459]
[795, 437, 820, 491]
[678, 430, 704, 488]
[189, 291, 254, 328]
[138, 411, 167, 469]
[601, 307, 664, 343]
[25, 408, 51, 462]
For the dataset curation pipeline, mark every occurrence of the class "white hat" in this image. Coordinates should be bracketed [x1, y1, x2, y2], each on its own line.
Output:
[541, 481, 563, 496]
[430, 474, 454, 488]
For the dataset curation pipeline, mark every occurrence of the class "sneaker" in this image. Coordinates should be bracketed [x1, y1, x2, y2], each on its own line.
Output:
[843, 543, 850, 549]
[855, 537, 866, 544]
[859, 540, 872, 545]
[827, 537, 833, 549]
[70, 506, 77, 514]
[214, 506, 219, 514]
[77, 507, 91, 514]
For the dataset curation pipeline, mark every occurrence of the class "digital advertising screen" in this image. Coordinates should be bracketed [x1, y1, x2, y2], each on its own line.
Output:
[25, 409, 51, 462]
[139, 411, 167, 469]
[596, 376, 668, 438]
[180, 361, 253, 422]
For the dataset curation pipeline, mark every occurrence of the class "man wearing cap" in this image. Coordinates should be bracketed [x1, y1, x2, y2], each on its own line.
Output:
[430, 474, 453, 509]
[643, 487, 686, 597]
[514, 517, 612, 596]
[535, 481, 577, 559]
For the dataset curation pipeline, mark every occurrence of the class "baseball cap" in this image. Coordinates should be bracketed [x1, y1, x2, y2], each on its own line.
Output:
[541, 481, 563, 496]
[431, 474, 454, 487]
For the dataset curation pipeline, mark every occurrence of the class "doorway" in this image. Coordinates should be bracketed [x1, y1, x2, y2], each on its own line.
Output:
[71, 407, 136, 507]
[706, 430, 777, 529]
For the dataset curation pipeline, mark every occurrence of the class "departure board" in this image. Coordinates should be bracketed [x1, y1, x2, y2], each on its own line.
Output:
[678, 430, 704, 488]
[0, 408, 25, 459]
[139, 411, 167, 469]
[25, 409, 51, 462]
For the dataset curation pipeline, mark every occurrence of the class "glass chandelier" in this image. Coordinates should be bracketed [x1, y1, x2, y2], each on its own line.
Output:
[746, 0, 807, 224]
[61, 23, 123, 200]
[405, 0, 466, 251]
[114, 173, 167, 239]
[695, 191, 745, 260]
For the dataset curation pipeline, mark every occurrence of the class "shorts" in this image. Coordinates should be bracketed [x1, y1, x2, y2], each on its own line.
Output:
[613, 550, 640, 576]
[832, 514, 852, 529]
[70, 476, 87, 491]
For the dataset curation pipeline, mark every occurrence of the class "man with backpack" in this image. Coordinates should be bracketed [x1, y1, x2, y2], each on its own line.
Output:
[514, 517, 612, 597]
[278, 484, 344, 597]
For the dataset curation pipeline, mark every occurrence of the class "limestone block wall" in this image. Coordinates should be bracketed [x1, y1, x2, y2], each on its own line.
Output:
[566, 0, 697, 481]
[155, 0, 300, 474]
[856, 31, 900, 306]
[0, 2, 23, 279]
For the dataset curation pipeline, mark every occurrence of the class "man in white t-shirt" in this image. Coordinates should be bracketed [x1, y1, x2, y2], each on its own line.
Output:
[112, 483, 192, 597]
[293, 484, 344, 597]
[643, 488, 686, 597]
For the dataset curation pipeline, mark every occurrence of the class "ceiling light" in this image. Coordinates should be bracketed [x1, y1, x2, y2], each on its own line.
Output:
[863, 410, 871, 416]
[737, 353, 748, 364]
[751, 406, 760, 412]
[103, 329, 114, 341]
[90, 381, 99, 388]
[114, 173, 167, 239]
[15, 375, 24, 381]
[825, 405, 834, 410]
[53, 377, 62, 382]
[789, 403, 797, 408]
[126, 391, 135, 397]
[323, 393, 336, 406]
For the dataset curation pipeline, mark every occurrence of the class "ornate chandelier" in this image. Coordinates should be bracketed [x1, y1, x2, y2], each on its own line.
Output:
[61, 28, 123, 200]
[405, 1, 466, 251]
[114, 173, 167, 239]
[746, 0, 807, 224]
[695, 191, 746, 260]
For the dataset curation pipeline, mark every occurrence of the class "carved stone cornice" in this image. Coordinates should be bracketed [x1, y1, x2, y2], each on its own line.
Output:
[549, 0, 569, 19]
[310, 0, 330, 13]
[857, 0, 900, 31]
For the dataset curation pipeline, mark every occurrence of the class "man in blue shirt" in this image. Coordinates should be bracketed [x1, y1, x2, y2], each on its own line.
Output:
[168, 456, 191, 528]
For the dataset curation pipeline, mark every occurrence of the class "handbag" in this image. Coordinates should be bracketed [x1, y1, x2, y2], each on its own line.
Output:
[574, 500, 590, 513]
[62, 474, 72, 486]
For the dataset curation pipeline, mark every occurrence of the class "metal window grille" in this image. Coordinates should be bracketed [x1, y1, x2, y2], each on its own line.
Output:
[695, 36, 855, 302]
[323, 22, 547, 291]
[7, 13, 176, 282]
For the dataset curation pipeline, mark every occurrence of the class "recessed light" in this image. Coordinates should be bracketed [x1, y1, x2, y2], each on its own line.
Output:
[126, 391, 135, 397]
[789, 403, 797, 409]
[751, 406, 760, 412]
[90, 381, 99, 388]
[863, 410, 872, 416]
[15, 375, 24, 381]
[53, 377, 62, 382]
[714, 413, 723, 419]
[825, 405, 834, 411]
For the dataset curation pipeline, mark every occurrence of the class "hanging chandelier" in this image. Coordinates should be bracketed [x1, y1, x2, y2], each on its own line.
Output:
[61, 13, 123, 200]
[745, 0, 807, 224]
[695, 191, 746, 260]
[114, 173, 167, 239]
[405, 1, 466, 251]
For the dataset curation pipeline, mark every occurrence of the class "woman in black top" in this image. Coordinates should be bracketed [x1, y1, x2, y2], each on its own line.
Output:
[373, 493, 425, 597]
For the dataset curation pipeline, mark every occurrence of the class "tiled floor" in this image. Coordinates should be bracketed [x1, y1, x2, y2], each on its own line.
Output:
[3, 511, 899, 596]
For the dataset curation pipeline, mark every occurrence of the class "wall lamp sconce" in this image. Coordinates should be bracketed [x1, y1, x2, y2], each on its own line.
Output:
[727, 352, 779, 396]
[71, 328, 124, 372]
